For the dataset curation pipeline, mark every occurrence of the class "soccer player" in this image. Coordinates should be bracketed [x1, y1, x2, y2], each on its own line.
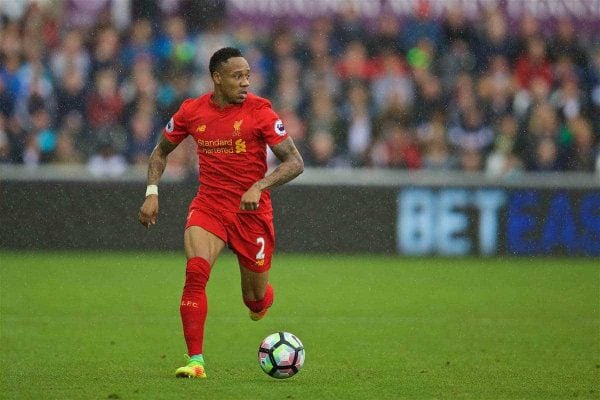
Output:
[137, 47, 304, 378]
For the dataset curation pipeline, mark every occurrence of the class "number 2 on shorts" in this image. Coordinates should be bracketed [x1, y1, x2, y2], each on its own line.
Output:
[256, 237, 265, 260]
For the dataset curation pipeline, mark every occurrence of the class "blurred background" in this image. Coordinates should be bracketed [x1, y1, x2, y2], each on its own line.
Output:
[1, 0, 599, 178]
[1, 0, 599, 256]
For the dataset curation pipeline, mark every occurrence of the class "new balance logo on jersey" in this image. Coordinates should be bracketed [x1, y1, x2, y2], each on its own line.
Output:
[196, 125, 206, 133]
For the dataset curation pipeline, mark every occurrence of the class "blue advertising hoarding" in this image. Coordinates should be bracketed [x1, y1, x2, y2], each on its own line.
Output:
[397, 188, 600, 256]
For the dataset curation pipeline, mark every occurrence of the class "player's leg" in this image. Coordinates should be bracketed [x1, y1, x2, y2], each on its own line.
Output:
[176, 217, 226, 378]
[229, 212, 275, 321]
[240, 266, 274, 321]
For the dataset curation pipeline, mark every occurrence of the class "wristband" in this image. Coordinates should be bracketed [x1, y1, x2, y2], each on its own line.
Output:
[145, 185, 158, 197]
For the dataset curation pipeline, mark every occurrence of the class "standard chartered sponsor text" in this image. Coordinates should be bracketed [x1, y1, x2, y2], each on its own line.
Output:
[197, 138, 233, 147]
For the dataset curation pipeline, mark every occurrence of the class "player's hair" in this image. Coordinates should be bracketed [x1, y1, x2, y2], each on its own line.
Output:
[209, 47, 243, 76]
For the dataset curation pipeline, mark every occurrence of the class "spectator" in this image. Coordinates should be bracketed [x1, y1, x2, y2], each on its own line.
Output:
[564, 117, 596, 172]
[370, 123, 421, 169]
[0, 24, 23, 102]
[549, 17, 588, 70]
[513, 13, 542, 59]
[401, 0, 442, 51]
[90, 26, 122, 76]
[514, 77, 552, 127]
[530, 137, 560, 171]
[442, 7, 477, 48]
[304, 130, 349, 168]
[301, 17, 335, 64]
[53, 132, 83, 164]
[87, 140, 127, 178]
[369, 14, 403, 56]
[126, 111, 156, 166]
[371, 49, 414, 114]
[550, 73, 588, 122]
[29, 105, 56, 163]
[419, 117, 457, 171]
[474, 9, 513, 72]
[306, 89, 337, 137]
[86, 69, 124, 130]
[154, 15, 196, 73]
[335, 41, 380, 83]
[486, 114, 524, 178]
[520, 103, 567, 170]
[330, 2, 368, 55]
[301, 52, 341, 104]
[49, 29, 90, 82]
[57, 110, 88, 158]
[447, 106, 495, 155]
[412, 70, 444, 124]
[5, 115, 27, 163]
[476, 55, 514, 121]
[264, 26, 299, 95]
[271, 58, 303, 114]
[14, 41, 55, 127]
[55, 67, 86, 126]
[121, 58, 159, 122]
[120, 18, 156, 71]
[514, 37, 553, 90]
[337, 80, 375, 166]
[437, 39, 476, 93]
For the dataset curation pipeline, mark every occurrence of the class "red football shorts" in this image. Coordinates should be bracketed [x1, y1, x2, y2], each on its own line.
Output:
[185, 200, 275, 273]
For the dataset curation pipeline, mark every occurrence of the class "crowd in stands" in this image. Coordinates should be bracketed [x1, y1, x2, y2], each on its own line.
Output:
[1, 0, 599, 178]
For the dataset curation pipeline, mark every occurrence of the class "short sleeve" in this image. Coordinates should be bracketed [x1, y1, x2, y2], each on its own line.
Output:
[255, 102, 289, 147]
[163, 99, 191, 144]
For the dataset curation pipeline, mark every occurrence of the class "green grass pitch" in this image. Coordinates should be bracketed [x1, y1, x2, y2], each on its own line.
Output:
[1, 252, 598, 399]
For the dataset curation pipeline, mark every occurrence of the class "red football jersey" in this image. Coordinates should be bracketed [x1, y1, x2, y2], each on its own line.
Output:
[163, 92, 289, 213]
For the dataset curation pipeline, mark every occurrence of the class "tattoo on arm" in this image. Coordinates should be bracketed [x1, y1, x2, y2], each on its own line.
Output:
[254, 137, 304, 191]
[147, 135, 178, 185]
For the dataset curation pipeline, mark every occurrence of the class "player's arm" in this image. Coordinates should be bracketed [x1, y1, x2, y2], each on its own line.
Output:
[138, 134, 179, 227]
[240, 137, 304, 211]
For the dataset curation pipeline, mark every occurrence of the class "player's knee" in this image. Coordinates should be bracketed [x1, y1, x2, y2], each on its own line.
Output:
[185, 257, 211, 291]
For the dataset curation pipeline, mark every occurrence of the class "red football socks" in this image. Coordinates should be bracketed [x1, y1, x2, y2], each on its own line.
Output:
[243, 283, 274, 313]
[180, 257, 211, 356]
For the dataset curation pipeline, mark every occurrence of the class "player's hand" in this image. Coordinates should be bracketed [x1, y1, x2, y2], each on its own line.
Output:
[138, 195, 159, 228]
[240, 185, 261, 211]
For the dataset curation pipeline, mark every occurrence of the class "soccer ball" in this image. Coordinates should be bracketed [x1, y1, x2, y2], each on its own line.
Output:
[258, 331, 305, 379]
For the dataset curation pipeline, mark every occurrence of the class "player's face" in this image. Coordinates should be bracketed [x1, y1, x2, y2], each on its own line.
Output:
[214, 57, 250, 104]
